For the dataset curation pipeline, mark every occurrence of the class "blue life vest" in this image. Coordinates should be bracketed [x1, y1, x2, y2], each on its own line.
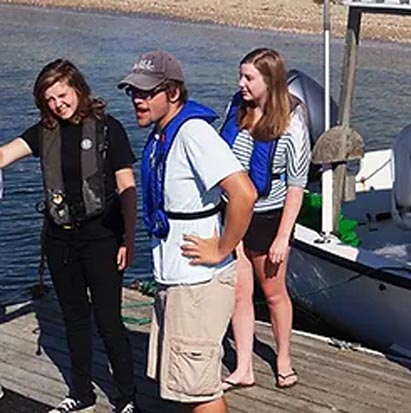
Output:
[220, 91, 285, 197]
[141, 100, 219, 239]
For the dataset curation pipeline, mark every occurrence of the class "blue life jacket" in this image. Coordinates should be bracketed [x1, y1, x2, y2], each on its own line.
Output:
[220, 91, 285, 197]
[141, 100, 219, 239]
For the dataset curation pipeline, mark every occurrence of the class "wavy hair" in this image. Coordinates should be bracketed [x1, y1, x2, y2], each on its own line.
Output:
[33, 59, 105, 129]
[238, 48, 290, 141]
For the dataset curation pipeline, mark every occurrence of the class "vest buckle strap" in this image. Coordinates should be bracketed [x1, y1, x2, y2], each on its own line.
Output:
[166, 203, 222, 220]
[62, 223, 79, 230]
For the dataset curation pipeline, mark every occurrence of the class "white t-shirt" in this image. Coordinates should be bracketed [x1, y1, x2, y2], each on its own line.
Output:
[151, 118, 243, 285]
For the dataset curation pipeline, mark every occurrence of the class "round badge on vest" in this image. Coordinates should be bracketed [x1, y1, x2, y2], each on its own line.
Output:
[52, 192, 64, 205]
[81, 138, 93, 151]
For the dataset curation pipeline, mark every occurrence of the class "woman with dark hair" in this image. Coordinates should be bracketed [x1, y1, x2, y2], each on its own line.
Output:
[0, 59, 140, 413]
[219, 48, 311, 390]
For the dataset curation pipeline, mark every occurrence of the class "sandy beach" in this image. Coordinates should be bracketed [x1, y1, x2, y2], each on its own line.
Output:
[1, 0, 411, 42]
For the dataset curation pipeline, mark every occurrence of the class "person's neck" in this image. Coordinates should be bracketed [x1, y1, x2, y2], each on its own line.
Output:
[248, 105, 264, 128]
[158, 102, 184, 132]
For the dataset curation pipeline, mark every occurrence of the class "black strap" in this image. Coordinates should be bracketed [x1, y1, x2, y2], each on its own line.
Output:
[166, 203, 222, 220]
[32, 217, 48, 299]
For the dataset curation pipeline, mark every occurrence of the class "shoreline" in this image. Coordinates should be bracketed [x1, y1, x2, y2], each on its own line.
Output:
[1, 0, 411, 44]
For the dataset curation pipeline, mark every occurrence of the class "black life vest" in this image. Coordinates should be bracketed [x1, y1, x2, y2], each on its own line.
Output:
[39, 117, 108, 226]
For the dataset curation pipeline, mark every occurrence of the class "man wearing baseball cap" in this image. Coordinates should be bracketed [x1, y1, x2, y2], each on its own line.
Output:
[119, 50, 257, 413]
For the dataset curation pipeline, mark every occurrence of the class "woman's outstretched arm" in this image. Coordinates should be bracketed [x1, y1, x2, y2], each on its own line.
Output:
[0, 138, 32, 168]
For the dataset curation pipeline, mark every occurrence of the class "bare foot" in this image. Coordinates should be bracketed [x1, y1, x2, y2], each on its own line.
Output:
[222, 370, 255, 391]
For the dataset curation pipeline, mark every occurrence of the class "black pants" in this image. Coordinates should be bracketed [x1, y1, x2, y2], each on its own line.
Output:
[45, 235, 135, 407]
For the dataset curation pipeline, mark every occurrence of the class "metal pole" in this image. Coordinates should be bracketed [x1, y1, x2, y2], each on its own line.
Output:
[322, 0, 333, 237]
[324, 0, 331, 131]
[338, 7, 362, 128]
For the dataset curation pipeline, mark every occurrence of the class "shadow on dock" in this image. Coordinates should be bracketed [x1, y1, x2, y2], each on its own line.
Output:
[0, 387, 51, 412]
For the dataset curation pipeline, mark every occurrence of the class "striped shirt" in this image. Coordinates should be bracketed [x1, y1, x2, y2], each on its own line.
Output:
[232, 105, 311, 212]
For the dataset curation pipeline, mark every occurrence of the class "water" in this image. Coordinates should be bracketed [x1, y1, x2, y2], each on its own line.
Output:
[0, 3, 411, 305]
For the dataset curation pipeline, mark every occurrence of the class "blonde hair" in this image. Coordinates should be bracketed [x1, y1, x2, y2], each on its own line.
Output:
[33, 59, 105, 129]
[238, 48, 290, 141]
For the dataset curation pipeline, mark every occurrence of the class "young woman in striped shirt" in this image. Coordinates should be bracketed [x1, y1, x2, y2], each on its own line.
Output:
[221, 48, 311, 390]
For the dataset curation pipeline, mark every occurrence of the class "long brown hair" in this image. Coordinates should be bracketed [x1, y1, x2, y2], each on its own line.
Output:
[238, 48, 290, 141]
[33, 59, 106, 129]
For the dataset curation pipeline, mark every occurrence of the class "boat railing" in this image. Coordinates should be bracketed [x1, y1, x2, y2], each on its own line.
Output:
[338, 0, 411, 13]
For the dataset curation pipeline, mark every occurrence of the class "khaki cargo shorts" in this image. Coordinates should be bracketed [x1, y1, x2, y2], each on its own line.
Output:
[147, 263, 236, 403]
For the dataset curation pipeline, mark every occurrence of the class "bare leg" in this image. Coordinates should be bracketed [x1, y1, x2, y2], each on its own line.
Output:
[248, 247, 297, 387]
[222, 243, 255, 388]
[180, 397, 227, 413]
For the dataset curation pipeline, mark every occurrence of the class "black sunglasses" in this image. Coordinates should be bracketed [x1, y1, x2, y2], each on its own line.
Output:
[125, 85, 167, 101]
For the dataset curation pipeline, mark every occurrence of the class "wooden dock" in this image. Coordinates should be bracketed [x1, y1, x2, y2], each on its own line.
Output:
[0, 288, 410, 412]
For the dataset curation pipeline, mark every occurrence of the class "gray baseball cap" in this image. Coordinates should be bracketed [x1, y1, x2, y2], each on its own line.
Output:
[118, 50, 185, 91]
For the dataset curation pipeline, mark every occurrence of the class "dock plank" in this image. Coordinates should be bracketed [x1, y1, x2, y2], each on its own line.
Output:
[0, 289, 410, 412]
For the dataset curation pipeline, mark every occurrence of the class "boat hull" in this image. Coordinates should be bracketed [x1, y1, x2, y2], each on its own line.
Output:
[288, 228, 411, 358]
